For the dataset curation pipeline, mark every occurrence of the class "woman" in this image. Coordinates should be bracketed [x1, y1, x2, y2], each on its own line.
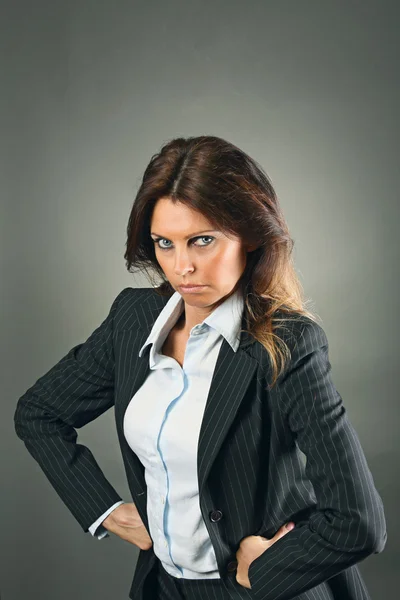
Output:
[14, 135, 386, 600]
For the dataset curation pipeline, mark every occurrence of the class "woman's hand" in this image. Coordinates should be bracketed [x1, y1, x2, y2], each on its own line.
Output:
[102, 502, 153, 550]
[236, 522, 295, 589]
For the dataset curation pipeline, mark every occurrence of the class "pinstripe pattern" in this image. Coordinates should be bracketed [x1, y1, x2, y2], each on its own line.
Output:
[14, 287, 386, 600]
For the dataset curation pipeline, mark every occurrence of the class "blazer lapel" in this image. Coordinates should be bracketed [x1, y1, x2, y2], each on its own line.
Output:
[197, 335, 257, 494]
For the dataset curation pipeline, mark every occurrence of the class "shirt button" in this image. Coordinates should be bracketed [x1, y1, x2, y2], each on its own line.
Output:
[164, 540, 168, 547]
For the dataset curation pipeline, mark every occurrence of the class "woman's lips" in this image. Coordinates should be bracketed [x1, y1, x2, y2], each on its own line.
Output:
[179, 285, 207, 292]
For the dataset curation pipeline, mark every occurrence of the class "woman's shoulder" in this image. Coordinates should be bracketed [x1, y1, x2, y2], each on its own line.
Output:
[272, 310, 328, 359]
[247, 309, 328, 376]
[111, 286, 171, 330]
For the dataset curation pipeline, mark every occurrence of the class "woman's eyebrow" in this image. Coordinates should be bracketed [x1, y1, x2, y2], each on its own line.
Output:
[150, 230, 218, 239]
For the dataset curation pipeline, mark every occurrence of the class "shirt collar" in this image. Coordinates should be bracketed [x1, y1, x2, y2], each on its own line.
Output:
[138, 287, 245, 359]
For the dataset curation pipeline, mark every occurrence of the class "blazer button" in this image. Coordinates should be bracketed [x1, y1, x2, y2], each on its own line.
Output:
[210, 509, 223, 522]
[227, 560, 238, 572]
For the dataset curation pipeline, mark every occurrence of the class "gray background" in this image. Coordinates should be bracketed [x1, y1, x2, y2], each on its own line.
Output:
[1, 1, 398, 598]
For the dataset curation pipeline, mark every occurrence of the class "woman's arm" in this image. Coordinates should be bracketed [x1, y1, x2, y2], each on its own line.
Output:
[248, 319, 387, 600]
[14, 288, 131, 533]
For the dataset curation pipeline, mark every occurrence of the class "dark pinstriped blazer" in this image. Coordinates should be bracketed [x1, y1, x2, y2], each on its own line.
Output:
[14, 287, 387, 600]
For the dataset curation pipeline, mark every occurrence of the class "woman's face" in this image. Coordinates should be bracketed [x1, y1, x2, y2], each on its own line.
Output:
[150, 197, 254, 304]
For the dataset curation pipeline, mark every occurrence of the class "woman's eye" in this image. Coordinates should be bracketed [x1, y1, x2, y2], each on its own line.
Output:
[195, 236, 214, 246]
[157, 239, 172, 249]
[154, 236, 214, 250]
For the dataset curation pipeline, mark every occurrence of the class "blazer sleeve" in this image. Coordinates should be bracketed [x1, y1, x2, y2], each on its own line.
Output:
[13, 288, 131, 534]
[248, 318, 387, 600]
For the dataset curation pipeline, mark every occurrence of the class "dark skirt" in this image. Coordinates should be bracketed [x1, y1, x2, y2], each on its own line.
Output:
[142, 558, 253, 600]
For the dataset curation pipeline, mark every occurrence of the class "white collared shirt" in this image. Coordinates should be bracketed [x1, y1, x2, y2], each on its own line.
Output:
[89, 288, 244, 579]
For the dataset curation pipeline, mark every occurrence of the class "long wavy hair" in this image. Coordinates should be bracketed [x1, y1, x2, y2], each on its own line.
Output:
[124, 135, 320, 389]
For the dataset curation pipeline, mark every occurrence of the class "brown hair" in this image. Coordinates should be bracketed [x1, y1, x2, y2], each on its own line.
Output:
[124, 135, 320, 388]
